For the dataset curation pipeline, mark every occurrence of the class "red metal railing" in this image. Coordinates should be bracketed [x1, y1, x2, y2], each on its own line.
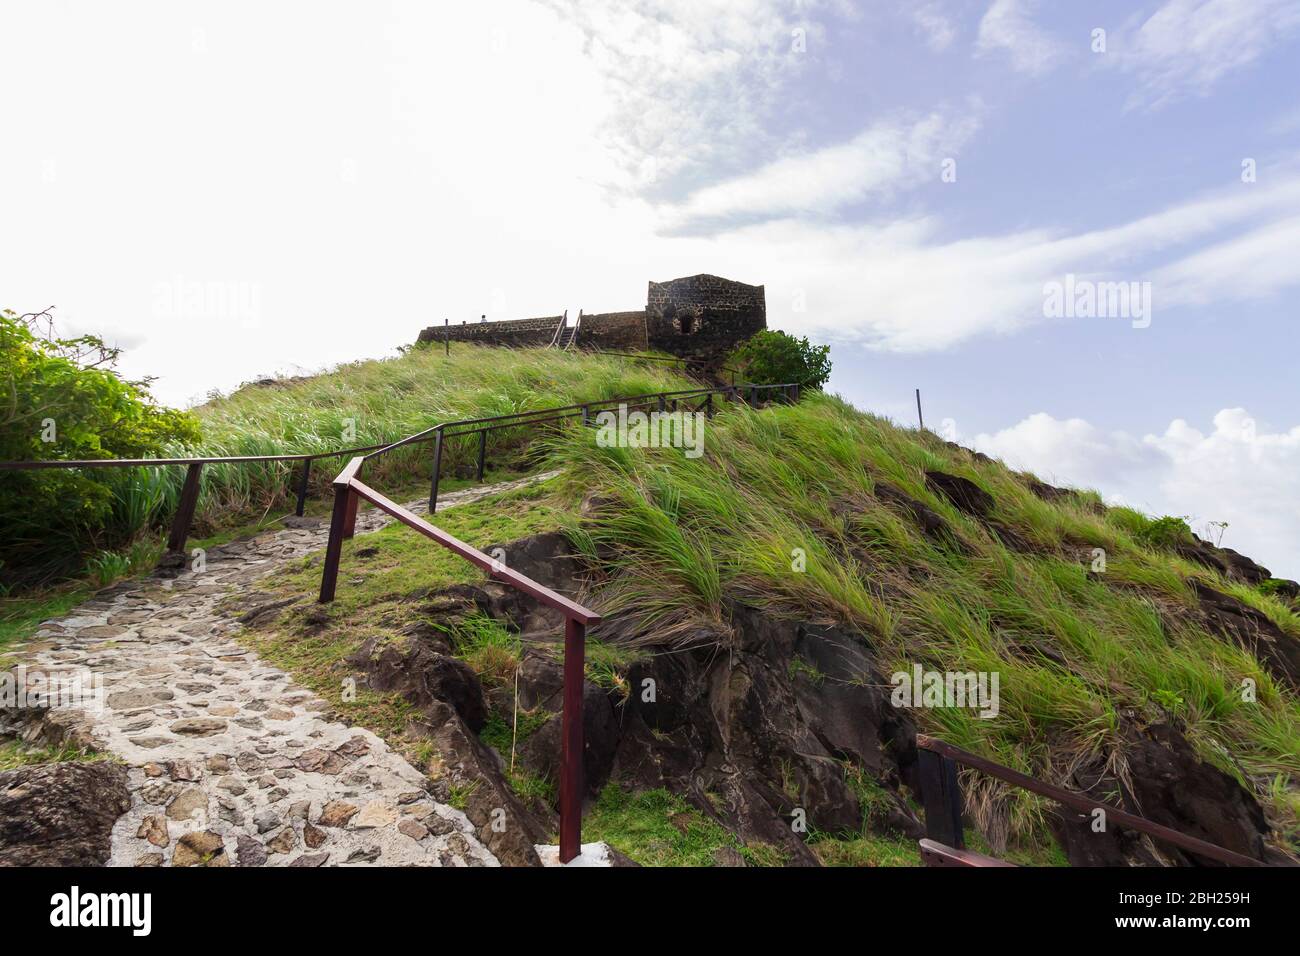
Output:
[320, 467, 600, 862]
[317, 380, 799, 863]
[916, 734, 1267, 867]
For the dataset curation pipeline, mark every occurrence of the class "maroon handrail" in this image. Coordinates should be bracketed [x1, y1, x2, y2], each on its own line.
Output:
[916, 734, 1266, 867]
[321, 464, 601, 863]
[310, 381, 797, 862]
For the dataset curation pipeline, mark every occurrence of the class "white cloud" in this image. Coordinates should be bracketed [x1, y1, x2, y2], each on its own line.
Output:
[541, 0, 836, 192]
[913, 3, 958, 52]
[975, 0, 1068, 75]
[733, 167, 1300, 352]
[968, 409, 1300, 579]
[2, 0, 1298, 425]
[1119, 0, 1300, 108]
[661, 109, 982, 226]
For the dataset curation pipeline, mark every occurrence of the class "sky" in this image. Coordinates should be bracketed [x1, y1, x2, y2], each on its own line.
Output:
[2, 0, 1298, 576]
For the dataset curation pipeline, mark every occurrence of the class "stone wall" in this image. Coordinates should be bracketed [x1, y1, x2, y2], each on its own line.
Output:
[578, 311, 648, 351]
[645, 274, 766, 364]
[414, 274, 765, 364]
[417, 315, 563, 348]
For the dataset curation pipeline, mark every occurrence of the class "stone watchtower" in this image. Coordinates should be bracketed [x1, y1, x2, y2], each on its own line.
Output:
[644, 274, 766, 364]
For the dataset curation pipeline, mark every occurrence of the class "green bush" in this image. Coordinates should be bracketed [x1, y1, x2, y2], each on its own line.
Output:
[0, 309, 200, 591]
[729, 330, 831, 390]
[1134, 514, 1193, 551]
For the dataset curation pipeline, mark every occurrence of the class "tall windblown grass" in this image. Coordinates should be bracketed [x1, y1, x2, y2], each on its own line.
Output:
[150, 344, 697, 535]
[546, 392, 1300, 849]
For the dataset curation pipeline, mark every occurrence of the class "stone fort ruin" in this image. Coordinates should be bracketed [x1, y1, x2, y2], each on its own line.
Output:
[417, 274, 765, 365]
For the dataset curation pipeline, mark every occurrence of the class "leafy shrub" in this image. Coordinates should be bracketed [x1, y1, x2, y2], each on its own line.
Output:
[0, 309, 200, 591]
[1134, 514, 1193, 551]
[729, 330, 831, 390]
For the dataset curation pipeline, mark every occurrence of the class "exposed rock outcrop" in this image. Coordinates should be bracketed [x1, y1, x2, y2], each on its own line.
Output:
[0, 760, 131, 866]
[1190, 581, 1300, 691]
[1050, 717, 1271, 867]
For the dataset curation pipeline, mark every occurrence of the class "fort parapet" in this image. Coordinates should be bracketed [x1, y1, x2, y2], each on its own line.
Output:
[417, 274, 765, 364]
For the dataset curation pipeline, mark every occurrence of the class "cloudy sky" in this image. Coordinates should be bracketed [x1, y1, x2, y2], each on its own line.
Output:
[2, 0, 1298, 576]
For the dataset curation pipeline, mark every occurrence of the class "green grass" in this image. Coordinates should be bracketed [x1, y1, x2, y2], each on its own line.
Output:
[113, 350, 1299, 865]
[544, 392, 1300, 853]
[0, 585, 92, 655]
[584, 785, 785, 866]
[0, 740, 112, 771]
[174, 343, 696, 537]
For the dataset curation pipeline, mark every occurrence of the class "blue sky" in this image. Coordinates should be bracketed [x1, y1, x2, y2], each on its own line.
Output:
[1, 0, 1298, 574]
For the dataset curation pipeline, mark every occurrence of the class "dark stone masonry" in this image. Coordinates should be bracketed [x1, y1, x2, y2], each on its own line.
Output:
[417, 274, 766, 365]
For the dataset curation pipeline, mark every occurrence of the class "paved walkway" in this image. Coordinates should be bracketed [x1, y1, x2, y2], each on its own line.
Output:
[4, 474, 555, 867]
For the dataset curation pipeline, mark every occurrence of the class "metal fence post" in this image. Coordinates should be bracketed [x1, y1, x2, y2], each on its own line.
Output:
[294, 458, 313, 516]
[705, 393, 713, 418]
[318, 483, 351, 602]
[166, 462, 204, 554]
[444, 317, 449, 357]
[918, 748, 964, 848]
[559, 617, 586, 863]
[475, 430, 487, 481]
[428, 428, 444, 514]
[341, 487, 359, 540]
[657, 394, 666, 413]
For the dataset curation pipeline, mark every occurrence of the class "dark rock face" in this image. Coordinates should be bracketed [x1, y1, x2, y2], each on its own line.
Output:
[1026, 478, 1074, 503]
[872, 482, 956, 544]
[416, 702, 548, 867]
[925, 471, 995, 519]
[351, 634, 488, 733]
[1049, 718, 1270, 867]
[1190, 581, 1300, 691]
[605, 604, 919, 865]
[1175, 535, 1271, 587]
[517, 668, 620, 800]
[1123, 722, 1269, 865]
[0, 760, 131, 866]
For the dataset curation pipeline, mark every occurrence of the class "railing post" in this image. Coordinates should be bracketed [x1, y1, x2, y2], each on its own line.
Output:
[428, 428, 444, 514]
[475, 430, 487, 481]
[444, 317, 449, 357]
[559, 617, 586, 863]
[341, 486, 359, 539]
[318, 482, 351, 603]
[295, 458, 313, 516]
[792, 383, 801, 404]
[918, 748, 964, 849]
[581, 404, 589, 427]
[704, 392, 714, 418]
[166, 462, 204, 554]
[657, 394, 666, 413]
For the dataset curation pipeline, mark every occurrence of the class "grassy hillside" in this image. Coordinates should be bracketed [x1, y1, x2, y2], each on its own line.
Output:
[176, 344, 696, 533]
[24, 344, 1291, 864]
[545, 392, 1300, 853]
[227, 351, 1299, 864]
[1, 345, 695, 645]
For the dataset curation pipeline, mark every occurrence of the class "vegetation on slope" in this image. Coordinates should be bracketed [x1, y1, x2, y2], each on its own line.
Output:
[227, 351, 1299, 863]
[544, 392, 1300, 854]
[2, 343, 696, 641]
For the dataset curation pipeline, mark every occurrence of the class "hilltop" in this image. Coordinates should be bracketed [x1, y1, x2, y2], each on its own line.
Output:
[207, 345, 1300, 866]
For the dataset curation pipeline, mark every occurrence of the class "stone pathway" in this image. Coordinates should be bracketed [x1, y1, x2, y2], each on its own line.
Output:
[3, 473, 557, 867]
